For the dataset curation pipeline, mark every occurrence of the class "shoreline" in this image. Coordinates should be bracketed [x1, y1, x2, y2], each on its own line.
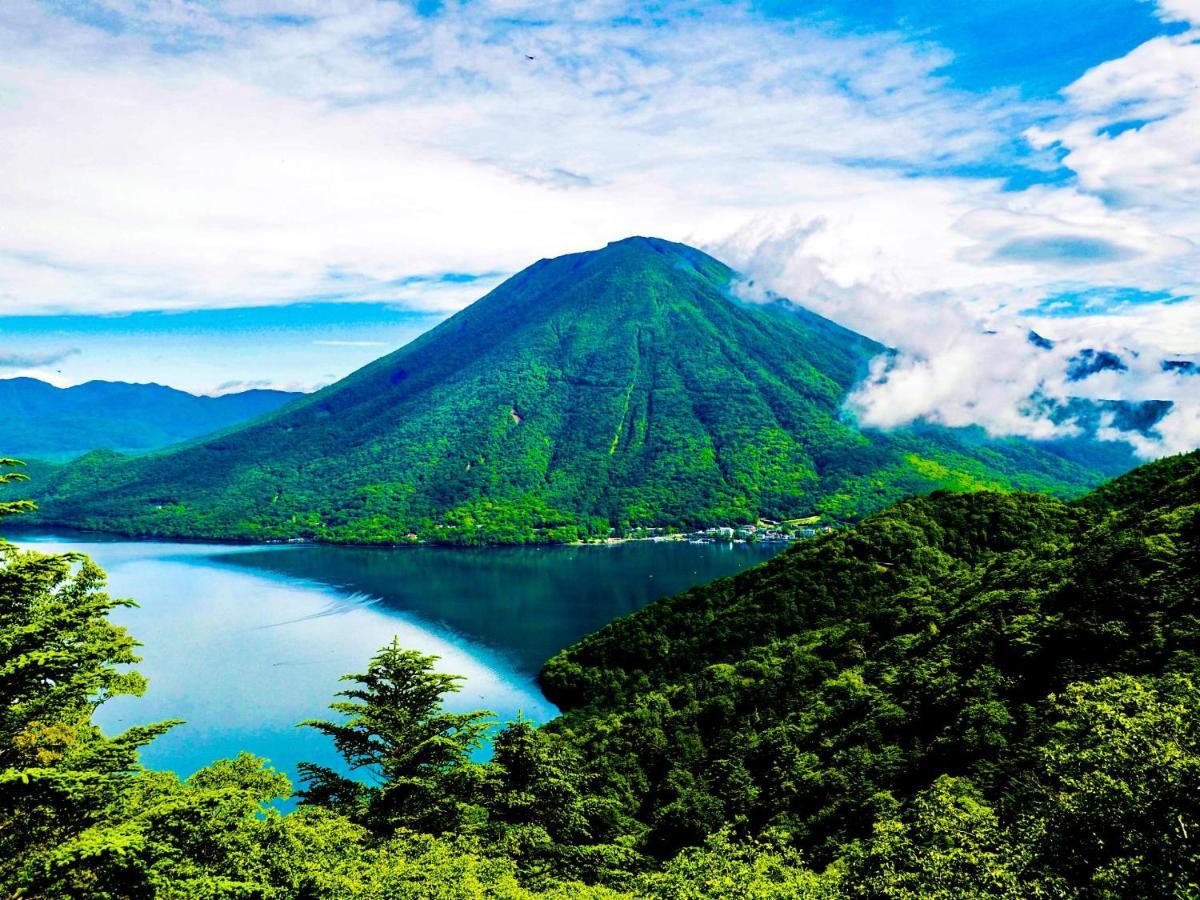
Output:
[2, 520, 825, 551]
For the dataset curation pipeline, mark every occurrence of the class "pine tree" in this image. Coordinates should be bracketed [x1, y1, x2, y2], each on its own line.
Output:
[0, 458, 177, 893]
[298, 640, 494, 834]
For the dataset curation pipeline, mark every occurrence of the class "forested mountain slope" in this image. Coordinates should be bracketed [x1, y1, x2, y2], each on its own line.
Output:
[22, 238, 1108, 544]
[538, 450, 1200, 894]
[0, 377, 301, 460]
[5, 453, 1198, 897]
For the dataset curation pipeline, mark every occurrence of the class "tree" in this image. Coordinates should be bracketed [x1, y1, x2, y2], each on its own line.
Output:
[637, 828, 830, 899]
[1019, 674, 1200, 899]
[298, 640, 494, 834]
[491, 718, 590, 839]
[0, 458, 177, 894]
[838, 777, 1034, 899]
[0, 458, 35, 520]
[486, 717, 641, 885]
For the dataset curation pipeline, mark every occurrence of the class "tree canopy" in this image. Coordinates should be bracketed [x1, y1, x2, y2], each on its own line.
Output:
[3, 452, 1200, 896]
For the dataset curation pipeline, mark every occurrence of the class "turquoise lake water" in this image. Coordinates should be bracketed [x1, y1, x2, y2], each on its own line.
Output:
[11, 533, 783, 786]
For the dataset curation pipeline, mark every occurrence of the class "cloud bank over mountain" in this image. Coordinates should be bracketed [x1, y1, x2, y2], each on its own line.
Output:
[0, 0, 1195, 454]
[715, 0, 1200, 456]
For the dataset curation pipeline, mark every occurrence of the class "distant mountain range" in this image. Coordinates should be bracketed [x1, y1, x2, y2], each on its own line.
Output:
[0, 378, 302, 461]
[21, 237, 1124, 544]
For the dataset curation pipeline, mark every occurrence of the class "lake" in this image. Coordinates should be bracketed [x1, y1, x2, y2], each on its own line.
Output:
[9, 532, 783, 788]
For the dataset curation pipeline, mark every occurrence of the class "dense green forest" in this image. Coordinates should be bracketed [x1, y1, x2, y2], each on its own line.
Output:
[21, 238, 1114, 546]
[4, 450, 1199, 897]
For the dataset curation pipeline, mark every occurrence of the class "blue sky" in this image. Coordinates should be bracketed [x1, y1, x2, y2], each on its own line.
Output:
[0, 0, 1197, 451]
[0, 303, 445, 393]
[753, 0, 1178, 96]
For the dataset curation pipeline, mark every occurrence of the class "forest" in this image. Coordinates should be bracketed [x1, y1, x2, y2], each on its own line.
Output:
[3, 449, 1199, 897]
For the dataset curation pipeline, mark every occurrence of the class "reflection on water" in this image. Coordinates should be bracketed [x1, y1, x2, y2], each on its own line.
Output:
[8, 532, 783, 786]
[219, 541, 784, 674]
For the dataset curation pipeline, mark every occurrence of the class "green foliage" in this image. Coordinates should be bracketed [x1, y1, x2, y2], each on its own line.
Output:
[635, 829, 832, 898]
[21, 238, 1108, 546]
[294, 649, 642, 890]
[489, 719, 591, 841]
[1019, 674, 1200, 897]
[0, 458, 179, 893]
[0, 458, 625, 897]
[0, 457, 37, 519]
[298, 642, 494, 834]
[6, 451, 1200, 897]
[483, 717, 642, 887]
[838, 777, 1032, 899]
[538, 451, 1200, 896]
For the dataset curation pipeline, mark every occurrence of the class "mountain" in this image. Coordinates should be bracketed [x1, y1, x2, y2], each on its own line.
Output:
[538, 451, 1200, 892]
[0, 377, 302, 461]
[22, 237, 1114, 544]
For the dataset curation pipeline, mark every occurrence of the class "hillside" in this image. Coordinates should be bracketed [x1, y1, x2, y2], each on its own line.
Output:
[535, 450, 1200, 892]
[0, 377, 301, 461]
[24, 237, 1111, 544]
[7, 452, 1199, 897]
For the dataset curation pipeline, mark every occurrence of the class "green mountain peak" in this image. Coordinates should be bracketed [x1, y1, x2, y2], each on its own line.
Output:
[24, 239, 1106, 544]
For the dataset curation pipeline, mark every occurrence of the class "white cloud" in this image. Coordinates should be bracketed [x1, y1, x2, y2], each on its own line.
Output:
[0, 0, 1031, 316]
[0, 347, 80, 369]
[0, 0, 1196, 456]
[717, 0, 1200, 458]
[1148, 0, 1200, 25]
[0, 369, 75, 387]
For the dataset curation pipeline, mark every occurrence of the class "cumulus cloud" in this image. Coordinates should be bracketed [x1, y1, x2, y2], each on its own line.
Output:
[716, 0, 1200, 458]
[844, 328, 1200, 452]
[0, 0, 1038, 316]
[0, 1, 1196, 456]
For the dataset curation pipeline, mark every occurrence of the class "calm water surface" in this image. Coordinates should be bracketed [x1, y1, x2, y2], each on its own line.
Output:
[10, 532, 783, 785]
